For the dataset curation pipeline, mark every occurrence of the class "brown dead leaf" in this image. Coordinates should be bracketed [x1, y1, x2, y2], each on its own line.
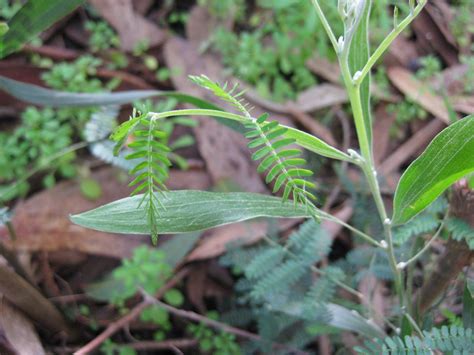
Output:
[186, 6, 234, 46]
[0, 298, 45, 355]
[380, 119, 445, 176]
[0, 168, 210, 258]
[88, 0, 166, 51]
[387, 66, 451, 123]
[412, 9, 458, 65]
[295, 84, 348, 112]
[373, 104, 397, 166]
[452, 96, 474, 115]
[0, 168, 143, 259]
[386, 35, 420, 68]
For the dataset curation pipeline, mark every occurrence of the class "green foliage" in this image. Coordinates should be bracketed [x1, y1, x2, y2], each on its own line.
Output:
[450, 0, 474, 48]
[198, 0, 245, 20]
[85, 20, 120, 52]
[219, 220, 346, 351]
[0, 0, 84, 58]
[0, 106, 76, 194]
[191, 75, 316, 206]
[416, 55, 442, 80]
[445, 218, 474, 250]
[112, 109, 171, 244]
[208, 0, 398, 101]
[187, 314, 241, 355]
[0, 0, 21, 20]
[100, 339, 137, 355]
[356, 325, 474, 354]
[393, 115, 474, 224]
[71, 190, 312, 235]
[111, 246, 172, 305]
[0, 55, 121, 201]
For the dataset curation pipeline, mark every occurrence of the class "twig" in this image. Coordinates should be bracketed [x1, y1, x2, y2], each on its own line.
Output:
[74, 268, 190, 355]
[74, 300, 151, 355]
[413, 180, 474, 316]
[141, 292, 311, 355]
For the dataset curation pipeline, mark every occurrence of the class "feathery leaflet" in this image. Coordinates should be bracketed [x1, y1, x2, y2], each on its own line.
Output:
[190, 75, 316, 207]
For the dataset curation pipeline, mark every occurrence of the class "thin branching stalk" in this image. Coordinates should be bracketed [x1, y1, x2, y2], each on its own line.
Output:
[354, 0, 428, 86]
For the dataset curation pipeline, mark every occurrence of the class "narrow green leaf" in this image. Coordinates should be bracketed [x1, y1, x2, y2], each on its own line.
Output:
[0, 75, 221, 110]
[0, 77, 351, 161]
[0, 0, 85, 58]
[393, 115, 474, 225]
[284, 127, 351, 161]
[252, 146, 272, 161]
[71, 191, 312, 234]
[349, 0, 372, 148]
[256, 113, 269, 124]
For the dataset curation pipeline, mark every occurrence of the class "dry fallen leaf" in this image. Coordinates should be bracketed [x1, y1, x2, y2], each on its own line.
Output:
[0, 297, 45, 355]
[89, 0, 166, 51]
[164, 36, 268, 193]
[387, 66, 451, 123]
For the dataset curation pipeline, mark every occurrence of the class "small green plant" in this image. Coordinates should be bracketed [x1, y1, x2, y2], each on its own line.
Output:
[0, 0, 21, 20]
[85, 20, 120, 52]
[73, 0, 474, 353]
[0, 55, 119, 200]
[187, 312, 241, 355]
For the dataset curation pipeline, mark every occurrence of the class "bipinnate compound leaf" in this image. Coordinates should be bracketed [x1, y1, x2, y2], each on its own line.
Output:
[71, 191, 313, 235]
[393, 115, 474, 225]
[0, 0, 85, 58]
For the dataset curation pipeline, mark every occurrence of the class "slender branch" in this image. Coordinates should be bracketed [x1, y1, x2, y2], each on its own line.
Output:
[319, 210, 383, 248]
[74, 300, 151, 355]
[397, 219, 446, 270]
[354, 0, 427, 86]
[403, 311, 424, 339]
[74, 268, 189, 355]
[141, 292, 310, 355]
[309, 0, 339, 54]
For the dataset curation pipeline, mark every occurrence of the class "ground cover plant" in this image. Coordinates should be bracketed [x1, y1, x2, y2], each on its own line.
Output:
[0, 0, 473, 354]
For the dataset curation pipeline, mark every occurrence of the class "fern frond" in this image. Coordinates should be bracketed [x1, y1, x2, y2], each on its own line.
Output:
[301, 267, 344, 320]
[244, 246, 284, 279]
[191, 75, 316, 207]
[393, 214, 439, 245]
[356, 325, 474, 354]
[446, 218, 474, 250]
[250, 259, 307, 301]
[287, 219, 332, 264]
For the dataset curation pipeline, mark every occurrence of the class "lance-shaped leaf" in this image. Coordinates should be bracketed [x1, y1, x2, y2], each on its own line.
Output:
[71, 190, 314, 234]
[349, 0, 372, 149]
[0, 0, 85, 58]
[393, 115, 474, 225]
[0, 76, 351, 162]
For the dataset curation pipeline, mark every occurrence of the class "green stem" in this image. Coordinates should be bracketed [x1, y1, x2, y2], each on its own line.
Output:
[398, 219, 446, 270]
[319, 211, 382, 248]
[309, 0, 339, 54]
[339, 36, 405, 317]
[354, 0, 427, 86]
